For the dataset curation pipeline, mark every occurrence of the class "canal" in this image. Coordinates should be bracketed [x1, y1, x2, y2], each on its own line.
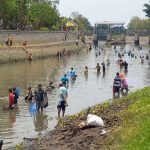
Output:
[0, 44, 150, 149]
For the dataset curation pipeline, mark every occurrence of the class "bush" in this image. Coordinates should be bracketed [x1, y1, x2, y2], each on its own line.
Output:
[39, 27, 49, 31]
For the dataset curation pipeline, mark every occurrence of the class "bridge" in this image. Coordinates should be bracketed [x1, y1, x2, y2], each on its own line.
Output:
[94, 21, 125, 41]
[93, 21, 150, 46]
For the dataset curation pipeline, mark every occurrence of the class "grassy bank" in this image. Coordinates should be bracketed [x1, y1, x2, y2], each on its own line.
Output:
[104, 87, 150, 149]
[18, 86, 150, 150]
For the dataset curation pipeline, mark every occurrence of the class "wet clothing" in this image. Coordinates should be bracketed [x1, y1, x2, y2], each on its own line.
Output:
[121, 78, 128, 93]
[113, 76, 121, 93]
[113, 76, 121, 88]
[61, 76, 69, 86]
[70, 69, 76, 79]
[9, 93, 14, 109]
[122, 78, 128, 89]
[57, 86, 68, 110]
[84, 68, 88, 74]
[96, 65, 101, 72]
[25, 91, 33, 101]
[114, 87, 120, 93]
[57, 101, 66, 111]
[35, 89, 45, 111]
[13, 91, 18, 104]
[124, 62, 128, 70]
[59, 86, 68, 102]
[102, 64, 106, 73]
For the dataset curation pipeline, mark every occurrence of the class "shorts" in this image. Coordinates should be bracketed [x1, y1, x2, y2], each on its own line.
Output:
[57, 101, 66, 111]
[114, 87, 120, 93]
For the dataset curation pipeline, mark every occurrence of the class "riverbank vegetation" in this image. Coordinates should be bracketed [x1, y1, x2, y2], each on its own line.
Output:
[20, 86, 150, 150]
[0, 0, 93, 33]
[127, 1, 150, 33]
[128, 17, 150, 31]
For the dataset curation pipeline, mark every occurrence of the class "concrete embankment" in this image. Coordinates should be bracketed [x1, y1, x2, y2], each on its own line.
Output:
[125, 36, 150, 44]
[0, 31, 87, 63]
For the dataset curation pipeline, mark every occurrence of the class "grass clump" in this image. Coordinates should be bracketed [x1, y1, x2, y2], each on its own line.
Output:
[103, 87, 150, 149]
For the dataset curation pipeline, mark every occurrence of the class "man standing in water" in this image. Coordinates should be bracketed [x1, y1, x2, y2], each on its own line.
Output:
[123, 61, 128, 72]
[35, 84, 45, 111]
[113, 72, 121, 97]
[101, 62, 106, 74]
[70, 67, 77, 80]
[61, 74, 69, 88]
[57, 83, 68, 118]
[96, 63, 101, 73]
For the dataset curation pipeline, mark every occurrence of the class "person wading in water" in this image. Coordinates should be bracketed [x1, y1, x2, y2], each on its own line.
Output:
[113, 72, 121, 98]
[35, 84, 45, 111]
[96, 63, 101, 73]
[57, 83, 68, 118]
[8, 89, 15, 109]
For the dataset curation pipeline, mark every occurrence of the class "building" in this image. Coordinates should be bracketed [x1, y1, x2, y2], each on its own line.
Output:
[94, 21, 125, 41]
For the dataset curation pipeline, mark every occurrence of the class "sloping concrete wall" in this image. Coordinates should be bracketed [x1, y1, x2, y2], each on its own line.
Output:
[0, 31, 78, 46]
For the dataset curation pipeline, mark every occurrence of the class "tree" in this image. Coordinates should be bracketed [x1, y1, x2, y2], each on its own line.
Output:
[70, 11, 93, 34]
[0, 0, 61, 30]
[0, 0, 19, 29]
[27, 2, 59, 29]
[128, 16, 150, 31]
[143, 1, 150, 18]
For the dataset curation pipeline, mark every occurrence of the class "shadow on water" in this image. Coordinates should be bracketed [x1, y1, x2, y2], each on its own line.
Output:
[0, 44, 150, 149]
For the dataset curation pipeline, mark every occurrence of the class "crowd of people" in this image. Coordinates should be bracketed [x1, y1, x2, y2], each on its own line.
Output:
[5, 67, 77, 119]
[1, 41, 150, 150]
[4, 43, 150, 119]
[4, 45, 150, 113]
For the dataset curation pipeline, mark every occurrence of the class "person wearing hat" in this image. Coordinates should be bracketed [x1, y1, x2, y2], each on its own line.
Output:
[57, 83, 68, 118]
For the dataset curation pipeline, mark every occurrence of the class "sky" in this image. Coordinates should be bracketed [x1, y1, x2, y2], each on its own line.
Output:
[58, 0, 149, 26]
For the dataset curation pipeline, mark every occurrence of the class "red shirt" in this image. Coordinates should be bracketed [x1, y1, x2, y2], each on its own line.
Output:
[9, 93, 14, 107]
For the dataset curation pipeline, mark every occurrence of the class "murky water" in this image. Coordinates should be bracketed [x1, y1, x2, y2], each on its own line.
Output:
[0, 44, 150, 149]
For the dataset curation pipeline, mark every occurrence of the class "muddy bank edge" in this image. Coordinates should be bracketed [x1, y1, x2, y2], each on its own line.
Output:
[16, 86, 150, 150]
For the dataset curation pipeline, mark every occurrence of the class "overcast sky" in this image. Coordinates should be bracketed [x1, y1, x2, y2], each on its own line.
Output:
[58, 0, 149, 26]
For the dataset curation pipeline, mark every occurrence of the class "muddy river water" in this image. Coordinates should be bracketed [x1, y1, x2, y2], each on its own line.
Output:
[0, 44, 150, 149]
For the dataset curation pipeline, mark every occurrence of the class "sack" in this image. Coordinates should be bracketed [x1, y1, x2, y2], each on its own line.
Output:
[87, 114, 104, 127]
[43, 93, 48, 108]
[29, 102, 37, 113]
[16, 87, 21, 97]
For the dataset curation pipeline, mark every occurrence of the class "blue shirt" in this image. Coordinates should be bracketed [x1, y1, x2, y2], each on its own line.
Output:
[70, 70, 76, 77]
[61, 76, 69, 84]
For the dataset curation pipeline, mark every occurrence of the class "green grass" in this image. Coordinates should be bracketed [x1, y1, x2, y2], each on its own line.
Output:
[106, 87, 150, 150]
[57, 87, 150, 150]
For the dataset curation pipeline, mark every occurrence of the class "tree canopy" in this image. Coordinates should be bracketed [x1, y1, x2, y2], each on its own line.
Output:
[70, 11, 93, 34]
[128, 16, 150, 31]
[0, 0, 60, 29]
[0, 0, 93, 32]
[143, 1, 150, 18]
